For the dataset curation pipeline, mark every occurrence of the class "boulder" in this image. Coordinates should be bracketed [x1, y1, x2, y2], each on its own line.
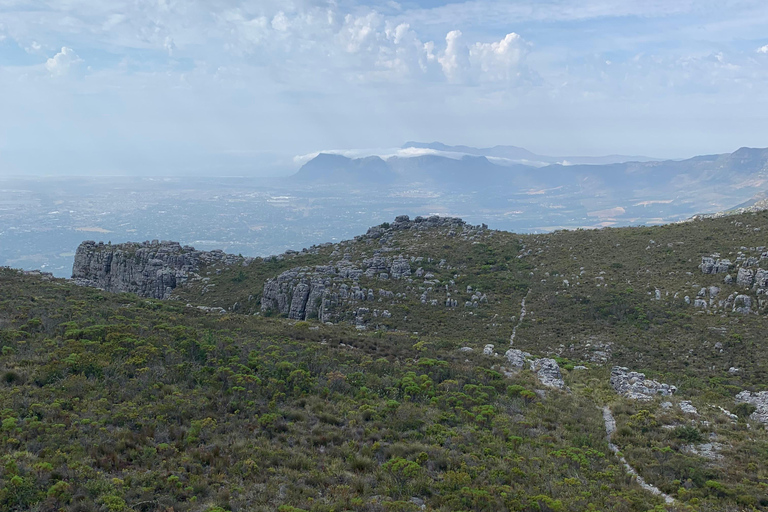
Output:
[610, 367, 676, 401]
[504, 349, 528, 369]
[737, 268, 754, 288]
[532, 358, 564, 389]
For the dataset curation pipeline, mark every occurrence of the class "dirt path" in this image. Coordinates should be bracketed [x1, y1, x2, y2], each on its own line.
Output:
[510, 290, 530, 345]
[602, 407, 675, 505]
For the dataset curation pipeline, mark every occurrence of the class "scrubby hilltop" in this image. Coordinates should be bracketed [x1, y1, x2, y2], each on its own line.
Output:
[3, 212, 768, 511]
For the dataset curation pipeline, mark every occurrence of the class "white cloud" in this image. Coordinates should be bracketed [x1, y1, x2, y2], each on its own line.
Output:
[25, 40, 42, 53]
[757, 44, 768, 54]
[471, 32, 529, 82]
[45, 47, 83, 76]
[438, 30, 470, 83]
[338, 13, 380, 53]
[271, 12, 289, 32]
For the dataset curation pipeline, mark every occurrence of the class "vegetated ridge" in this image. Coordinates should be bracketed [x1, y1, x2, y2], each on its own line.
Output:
[2, 212, 768, 510]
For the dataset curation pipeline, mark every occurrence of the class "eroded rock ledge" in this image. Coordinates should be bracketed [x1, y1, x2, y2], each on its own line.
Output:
[72, 240, 250, 299]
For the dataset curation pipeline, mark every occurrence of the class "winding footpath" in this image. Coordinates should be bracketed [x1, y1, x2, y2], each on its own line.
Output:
[509, 290, 530, 345]
[602, 407, 676, 505]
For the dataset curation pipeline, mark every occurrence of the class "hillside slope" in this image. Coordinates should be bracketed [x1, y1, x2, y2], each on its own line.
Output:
[59, 211, 768, 510]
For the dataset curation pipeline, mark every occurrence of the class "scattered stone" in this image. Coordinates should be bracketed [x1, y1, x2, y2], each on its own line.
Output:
[483, 344, 495, 356]
[191, 305, 227, 314]
[736, 390, 768, 424]
[679, 401, 698, 415]
[684, 442, 723, 460]
[458, 347, 473, 353]
[610, 367, 677, 401]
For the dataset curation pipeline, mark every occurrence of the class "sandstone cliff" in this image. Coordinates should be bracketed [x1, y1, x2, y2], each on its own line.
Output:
[72, 240, 249, 299]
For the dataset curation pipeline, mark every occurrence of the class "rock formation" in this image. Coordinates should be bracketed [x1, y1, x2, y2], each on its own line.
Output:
[735, 390, 768, 425]
[610, 367, 677, 400]
[700, 257, 731, 274]
[72, 240, 249, 299]
[532, 358, 565, 389]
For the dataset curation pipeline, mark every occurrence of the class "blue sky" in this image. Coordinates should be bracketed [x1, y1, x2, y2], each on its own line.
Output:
[1, 0, 767, 175]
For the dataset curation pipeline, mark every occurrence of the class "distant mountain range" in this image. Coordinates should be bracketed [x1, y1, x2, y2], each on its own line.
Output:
[294, 144, 768, 192]
[400, 141, 659, 166]
[292, 144, 768, 226]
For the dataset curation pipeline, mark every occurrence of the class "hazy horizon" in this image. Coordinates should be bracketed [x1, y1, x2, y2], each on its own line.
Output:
[2, 1, 768, 176]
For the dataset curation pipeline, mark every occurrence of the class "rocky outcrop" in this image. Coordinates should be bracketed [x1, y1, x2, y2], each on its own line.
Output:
[610, 367, 677, 400]
[700, 257, 731, 274]
[499, 349, 564, 389]
[532, 358, 564, 389]
[364, 215, 471, 238]
[72, 240, 249, 299]
[260, 253, 418, 321]
[735, 390, 768, 425]
[737, 268, 754, 288]
[504, 348, 528, 369]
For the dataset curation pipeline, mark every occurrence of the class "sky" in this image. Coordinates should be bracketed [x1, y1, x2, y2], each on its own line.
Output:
[1, 0, 767, 176]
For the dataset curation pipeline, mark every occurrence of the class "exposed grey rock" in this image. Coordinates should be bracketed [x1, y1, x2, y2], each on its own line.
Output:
[700, 257, 731, 274]
[724, 274, 734, 285]
[661, 401, 673, 409]
[190, 305, 227, 314]
[483, 344, 495, 356]
[504, 348, 528, 369]
[737, 268, 754, 288]
[684, 442, 723, 460]
[532, 358, 564, 389]
[755, 269, 768, 291]
[733, 294, 752, 314]
[728, 367, 740, 375]
[458, 347, 473, 353]
[694, 299, 708, 308]
[736, 390, 768, 424]
[72, 240, 249, 299]
[679, 401, 698, 415]
[610, 367, 677, 401]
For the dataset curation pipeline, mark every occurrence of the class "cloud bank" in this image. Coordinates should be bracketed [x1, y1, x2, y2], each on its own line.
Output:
[1, 0, 768, 174]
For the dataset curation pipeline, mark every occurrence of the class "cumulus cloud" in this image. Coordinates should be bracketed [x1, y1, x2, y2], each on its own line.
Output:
[758, 45, 768, 54]
[438, 30, 470, 83]
[338, 12, 380, 53]
[471, 33, 529, 81]
[45, 47, 83, 76]
[437, 31, 530, 83]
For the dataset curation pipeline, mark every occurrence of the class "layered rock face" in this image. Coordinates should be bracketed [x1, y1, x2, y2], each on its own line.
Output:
[695, 251, 768, 314]
[72, 240, 248, 299]
[260, 256, 412, 321]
